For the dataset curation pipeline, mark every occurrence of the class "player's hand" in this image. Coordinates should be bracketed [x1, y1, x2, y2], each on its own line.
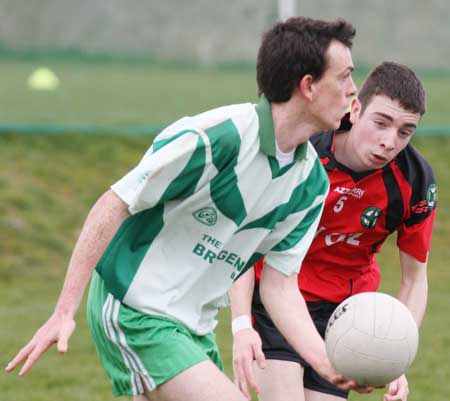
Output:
[5, 313, 76, 376]
[232, 328, 266, 400]
[384, 374, 409, 401]
[315, 357, 375, 394]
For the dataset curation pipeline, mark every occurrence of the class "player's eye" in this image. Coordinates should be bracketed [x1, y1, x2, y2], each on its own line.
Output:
[399, 130, 413, 138]
[340, 71, 352, 81]
[374, 120, 386, 128]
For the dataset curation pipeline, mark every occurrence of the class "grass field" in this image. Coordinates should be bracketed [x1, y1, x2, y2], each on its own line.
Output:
[1, 60, 449, 401]
[0, 57, 449, 131]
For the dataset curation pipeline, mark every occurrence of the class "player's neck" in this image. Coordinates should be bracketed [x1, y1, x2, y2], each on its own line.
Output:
[333, 130, 364, 172]
[272, 101, 319, 153]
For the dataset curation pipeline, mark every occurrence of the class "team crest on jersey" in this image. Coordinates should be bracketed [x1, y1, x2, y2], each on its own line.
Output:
[193, 207, 217, 226]
[426, 184, 437, 209]
[360, 207, 382, 229]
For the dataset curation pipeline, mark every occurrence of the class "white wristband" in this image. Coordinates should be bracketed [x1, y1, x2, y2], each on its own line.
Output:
[232, 315, 252, 336]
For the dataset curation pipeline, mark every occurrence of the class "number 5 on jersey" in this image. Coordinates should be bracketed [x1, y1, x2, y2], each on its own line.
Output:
[334, 195, 348, 213]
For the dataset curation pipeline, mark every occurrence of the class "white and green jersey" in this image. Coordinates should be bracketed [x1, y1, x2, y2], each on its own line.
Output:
[97, 97, 329, 335]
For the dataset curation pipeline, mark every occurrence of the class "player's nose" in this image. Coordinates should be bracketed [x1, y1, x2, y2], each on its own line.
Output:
[380, 131, 396, 150]
[347, 76, 357, 97]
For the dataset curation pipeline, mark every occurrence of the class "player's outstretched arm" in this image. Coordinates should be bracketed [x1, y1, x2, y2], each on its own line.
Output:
[397, 250, 428, 327]
[229, 267, 266, 400]
[383, 252, 427, 401]
[259, 263, 374, 394]
[5, 189, 130, 376]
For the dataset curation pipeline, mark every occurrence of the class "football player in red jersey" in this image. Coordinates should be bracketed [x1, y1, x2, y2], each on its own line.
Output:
[230, 62, 436, 401]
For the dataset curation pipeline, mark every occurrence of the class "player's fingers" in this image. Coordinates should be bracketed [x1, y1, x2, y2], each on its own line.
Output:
[5, 342, 36, 372]
[240, 381, 251, 400]
[242, 356, 259, 394]
[232, 355, 242, 383]
[237, 373, 251, 400]
[252, 343, 266, 369]
[384, 378, 407, 401]
[330, 373, 349, 388]
[329, 372, 376, 393]
[384, 386, 408, 401]
[330, 372, 345, 383]
[18, 340, 54, 376]
[335, 378, 370, 392]
[56, 337, 69, 353]
[337, 381, 353, 391]
[233, 357, 251, 400]
[56, 322, 75, 353]
[384, 394, 403, 401]
[56, 327, 74, 352]
[232, 367, 240, 391]
[352, 385, 375, 394]
[347, 379, 374, 393]
[388, 380, 399, 394]
[399, 378, 409, 401]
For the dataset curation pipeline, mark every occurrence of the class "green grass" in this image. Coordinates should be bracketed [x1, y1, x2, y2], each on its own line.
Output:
[1, 134, 449, 401]
[1, 61, 450, 401]
[0, 58, 258, 127]
[0, 134, 150, 401]
[0, 58, 449, 131]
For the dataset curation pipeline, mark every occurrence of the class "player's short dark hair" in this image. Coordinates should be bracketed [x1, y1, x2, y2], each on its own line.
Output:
[256, 16, 355, 103]
[358, 62, 426, 115]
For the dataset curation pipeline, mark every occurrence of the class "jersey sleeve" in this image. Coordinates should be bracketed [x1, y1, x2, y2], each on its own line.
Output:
[111, 129, 213, 214]
[396, 149, 437, 263]
[264, 197, 326, 276]
[263, 155, 329, 276]
[397, 209, 436, 262]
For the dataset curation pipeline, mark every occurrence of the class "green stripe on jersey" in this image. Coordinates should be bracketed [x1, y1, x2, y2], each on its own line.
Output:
[160, 133, 206, 201]
[96, 205, 165, 300]
[267, 156, 295, 178]
[152, 130, 192, 152]
[272, 202, 323, 252]
[238, 158, 327, 232]
[205, 119, 247, 226]
[232, 252, 264, 281]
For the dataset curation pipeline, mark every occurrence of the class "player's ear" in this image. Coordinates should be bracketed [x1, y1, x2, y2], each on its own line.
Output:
[349, 97, 361, 124]
[299, 74, 314, 101]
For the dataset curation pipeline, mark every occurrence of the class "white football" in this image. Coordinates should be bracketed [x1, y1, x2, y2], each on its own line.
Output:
[325, 292, 419, 386]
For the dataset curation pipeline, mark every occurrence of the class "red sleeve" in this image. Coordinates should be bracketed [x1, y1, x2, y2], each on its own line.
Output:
[393, 145, 437, 263]
[397, 208, 436, 262]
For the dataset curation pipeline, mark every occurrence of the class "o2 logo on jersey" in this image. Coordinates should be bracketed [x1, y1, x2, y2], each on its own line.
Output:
[426, 184, 437, 209]
[360, 207, 382, 229]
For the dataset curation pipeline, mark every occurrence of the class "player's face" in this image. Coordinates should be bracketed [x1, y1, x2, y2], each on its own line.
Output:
[350, 95, 421, 170]
[310, 40, 357, 131]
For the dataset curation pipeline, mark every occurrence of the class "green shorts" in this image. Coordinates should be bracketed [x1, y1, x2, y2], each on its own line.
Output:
[86, 271, 223, 397]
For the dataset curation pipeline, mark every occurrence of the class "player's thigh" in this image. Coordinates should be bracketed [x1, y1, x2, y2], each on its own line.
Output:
[255, 359, 305, 401]
[141, 359, 247, 401]
[305, 389, 347, 401]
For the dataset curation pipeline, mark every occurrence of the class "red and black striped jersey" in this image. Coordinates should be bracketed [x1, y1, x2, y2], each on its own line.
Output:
[255, 130, 437, 303]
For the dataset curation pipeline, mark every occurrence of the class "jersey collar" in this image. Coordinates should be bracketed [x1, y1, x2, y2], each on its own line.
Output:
[256, 96, 307, 161]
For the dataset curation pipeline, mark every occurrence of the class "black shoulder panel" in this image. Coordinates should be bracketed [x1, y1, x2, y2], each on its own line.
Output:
[382, 164, 404, 232]
[309, 131, 333, 158]
[395, 143, 437, 226]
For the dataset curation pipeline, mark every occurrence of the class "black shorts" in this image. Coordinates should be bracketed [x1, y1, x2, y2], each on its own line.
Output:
[252, 287, 348, 399]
